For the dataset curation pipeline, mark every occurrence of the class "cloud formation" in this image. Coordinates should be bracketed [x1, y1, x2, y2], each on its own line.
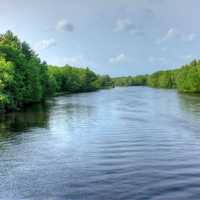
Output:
[157, 28, 197, 44]
[114, 19, 135, 32]
[183, 33, 197, 42]
[157, 28, 179, 43]
[113, 18, 144, 37]
[34, 38, 56, 51]
[109, 54, 127, 64]
[56, 19, 75, 32]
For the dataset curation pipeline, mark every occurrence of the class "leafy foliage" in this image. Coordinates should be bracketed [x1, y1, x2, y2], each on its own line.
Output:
[176, 60, 200, 92]
[0, 31, 113, 112]
[113, 60, 200, 94]
[113, 75, 147, 87]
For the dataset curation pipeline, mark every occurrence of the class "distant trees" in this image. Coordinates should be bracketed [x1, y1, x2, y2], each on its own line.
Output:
[113, 59, 200, 94]
[113, 75, 147, 87]
[94, 75, 114, 89]
[176, 60, 200, 92]
[0, 31, 113, 112]
[147, 70, 176, 89]
[146, 60, 200, 93]
[46, 65, 113, 95]
[133, 75, 147, 86]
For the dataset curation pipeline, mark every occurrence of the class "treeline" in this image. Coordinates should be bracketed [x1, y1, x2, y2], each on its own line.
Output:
[113, 75, 147, 87]
[47, 66, 114, 95]
[113, 60, 200, 93]
[147, 60, 200, 93]
[0, 31, 113, 112]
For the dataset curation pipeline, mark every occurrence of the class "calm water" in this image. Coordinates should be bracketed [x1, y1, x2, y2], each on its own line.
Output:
[1, 87, 200, 200]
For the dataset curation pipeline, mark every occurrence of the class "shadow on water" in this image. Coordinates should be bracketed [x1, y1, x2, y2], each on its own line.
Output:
[0, 102, 52, 141]
[173, 92, 200, 139]
[177, 93, 200, 117]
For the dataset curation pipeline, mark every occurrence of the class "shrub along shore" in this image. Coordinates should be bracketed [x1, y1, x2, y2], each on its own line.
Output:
[0, 31, 200, 112]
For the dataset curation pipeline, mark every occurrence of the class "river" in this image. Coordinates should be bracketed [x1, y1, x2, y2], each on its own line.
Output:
[1, 87, 200, 200]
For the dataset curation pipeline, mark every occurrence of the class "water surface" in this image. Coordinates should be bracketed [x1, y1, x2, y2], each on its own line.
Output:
[1, 87, 200, 200]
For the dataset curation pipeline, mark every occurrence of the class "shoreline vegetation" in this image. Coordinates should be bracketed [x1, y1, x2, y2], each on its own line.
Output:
[114, 59, 200, 93]
[0, 30, 200, 113]
[0, 31, 114, 112]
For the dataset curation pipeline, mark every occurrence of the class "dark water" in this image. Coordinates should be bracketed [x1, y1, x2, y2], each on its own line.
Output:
[1, 87, 200, 200]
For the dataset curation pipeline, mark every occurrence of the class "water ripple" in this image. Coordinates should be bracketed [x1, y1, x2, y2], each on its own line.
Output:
[1, 87, 200, 199]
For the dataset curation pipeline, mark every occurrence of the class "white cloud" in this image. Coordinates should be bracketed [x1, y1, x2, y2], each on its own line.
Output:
[34, 38, 56, 51]
[183, 33, 197, 42]
[157, 28, 179, 43]
[157, 28, 197, 44]
[164, 28, 179, 40]
[113, 19, 145, 37]
[109, 54, 127, 64]
[114, 19, 135, 33]
[56, 19, 75, 32]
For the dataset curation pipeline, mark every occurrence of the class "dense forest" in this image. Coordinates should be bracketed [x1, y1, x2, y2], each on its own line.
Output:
[0, 31, 113, 112]
[113, 60, 200, 93]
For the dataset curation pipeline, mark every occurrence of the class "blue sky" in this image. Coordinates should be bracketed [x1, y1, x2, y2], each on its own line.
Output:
[1, 0, 200, 76]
